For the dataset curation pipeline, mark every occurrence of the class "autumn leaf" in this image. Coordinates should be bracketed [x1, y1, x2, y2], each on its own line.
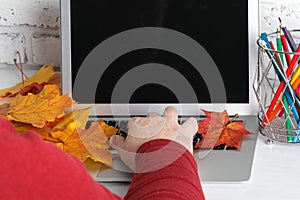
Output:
[0, 64, 58, 98]
[0, 61, 115, 168]
[38, 84, 61, 96]
[195, 110, 252, 150]
[51, 122, 112, 166]
[1, 82, 46, 98]
[196, 110, 227, 149]
[216, 121, 252, 150]
[79, 122, 112, 165]
[98, 120, 118, 138]
[0, 103, 10, 117]
[7, 85, 73, 128]
[13, 121, 62, 144]
[53, 107, 91, 130]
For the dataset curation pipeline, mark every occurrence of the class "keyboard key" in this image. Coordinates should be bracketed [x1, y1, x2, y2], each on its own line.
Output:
[226, 146, 237, 150]
[193, 134, 203, 150]
[107, 120, 117, 127]
[213, 144, 225, 150]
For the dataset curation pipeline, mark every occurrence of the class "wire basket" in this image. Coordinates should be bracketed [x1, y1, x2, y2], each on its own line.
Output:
[253, 30, 300, 144]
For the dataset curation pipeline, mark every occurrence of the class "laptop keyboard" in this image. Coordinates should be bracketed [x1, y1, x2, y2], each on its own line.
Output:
[101, 119, 237, 151]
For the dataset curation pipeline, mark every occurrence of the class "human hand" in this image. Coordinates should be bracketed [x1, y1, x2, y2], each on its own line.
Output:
[110, 106, 198, 171]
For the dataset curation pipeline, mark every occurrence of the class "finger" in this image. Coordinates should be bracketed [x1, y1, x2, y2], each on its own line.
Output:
[181, 117, 198, 137]
[147, 112, 160, 117]
[163, 106, 178, 123]
[128, 117, 151, 138]
[128, 117, 141, 130]
[110, 135, 125, 149]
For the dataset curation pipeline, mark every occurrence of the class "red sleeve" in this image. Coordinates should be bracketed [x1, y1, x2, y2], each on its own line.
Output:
[0, 118, 121, 200]
[125, 139, 205, 200]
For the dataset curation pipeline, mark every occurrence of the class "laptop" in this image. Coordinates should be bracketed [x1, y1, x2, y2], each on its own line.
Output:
[60, 0, 260, 182]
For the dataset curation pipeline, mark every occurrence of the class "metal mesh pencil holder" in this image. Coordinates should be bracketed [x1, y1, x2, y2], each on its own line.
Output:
[253, 30, 300, 144]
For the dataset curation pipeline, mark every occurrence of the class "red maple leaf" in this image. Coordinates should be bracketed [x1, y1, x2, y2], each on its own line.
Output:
[195, 110, 252, 150]
[2, 82, 46, 98]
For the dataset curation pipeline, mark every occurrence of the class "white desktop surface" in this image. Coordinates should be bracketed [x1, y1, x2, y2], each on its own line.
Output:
[102, 134, 300, 200]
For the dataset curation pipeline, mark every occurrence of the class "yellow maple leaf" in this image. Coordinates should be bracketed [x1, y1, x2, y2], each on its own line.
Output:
[51, 122, 112, 166]
[98, 120, 119, 138]
[9, 84, 60, 108]
[13, 121, 62, 144]
[8, 92, 73, 128]
[0, 64, 58, 98]
[53, 107, 91, 130]
[0, 103, 10, 117]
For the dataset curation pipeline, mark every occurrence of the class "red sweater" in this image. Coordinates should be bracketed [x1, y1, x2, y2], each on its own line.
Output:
[0, 118, 205, 199]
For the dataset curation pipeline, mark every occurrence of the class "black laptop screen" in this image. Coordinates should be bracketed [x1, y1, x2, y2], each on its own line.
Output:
[70, 0, 248, 104]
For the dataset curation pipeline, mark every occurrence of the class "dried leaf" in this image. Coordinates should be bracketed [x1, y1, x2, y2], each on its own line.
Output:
[53, 107, 91, 130]
[0, 63, 112, 167]
[0, 103, 10, 117]
[196, 110, 227, 149]
[2, 82, 46, 98]
[195, 110, 252, 150]
[8, 91, 73, 128]
[0, 64, 57, 98]
[79, 122, 111, 165]
[51, 122, 112, 166]
[217, 121, 252, 150]
[98, 120, 118, 138]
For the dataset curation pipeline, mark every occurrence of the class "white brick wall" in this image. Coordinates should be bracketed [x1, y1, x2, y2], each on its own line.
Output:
[0, 0, 299, 89]
[260, 0, 300, 33]
[0, 0, 59, 88]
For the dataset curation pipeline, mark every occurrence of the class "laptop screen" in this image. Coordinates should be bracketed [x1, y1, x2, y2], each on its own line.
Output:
[61, 0, 259, 115]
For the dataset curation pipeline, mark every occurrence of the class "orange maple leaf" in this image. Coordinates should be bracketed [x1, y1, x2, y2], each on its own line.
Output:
[50, 122, 112, 166]
[98, 120, 119, 138]
[0, 64, 58, 98]
[7, 85, 73, 128]
[195, 110, 252, 150]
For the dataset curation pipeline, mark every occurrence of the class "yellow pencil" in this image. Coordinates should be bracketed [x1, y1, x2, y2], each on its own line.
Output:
[290, 63, 300, 84]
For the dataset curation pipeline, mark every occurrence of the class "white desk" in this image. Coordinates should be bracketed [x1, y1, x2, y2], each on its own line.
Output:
[102, 134, 300, 200]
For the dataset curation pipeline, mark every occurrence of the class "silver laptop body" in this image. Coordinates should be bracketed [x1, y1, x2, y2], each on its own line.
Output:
[60, 0, 260, 182]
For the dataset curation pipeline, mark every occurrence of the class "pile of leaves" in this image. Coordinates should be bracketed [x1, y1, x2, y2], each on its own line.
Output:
[0, 64, 118, 167]
[194, 110, 253, 150]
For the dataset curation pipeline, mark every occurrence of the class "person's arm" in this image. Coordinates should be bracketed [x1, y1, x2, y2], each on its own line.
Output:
[125, 139, 205, 200]
[110, 106, 206, 199]
[0, 118, 122, 200]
